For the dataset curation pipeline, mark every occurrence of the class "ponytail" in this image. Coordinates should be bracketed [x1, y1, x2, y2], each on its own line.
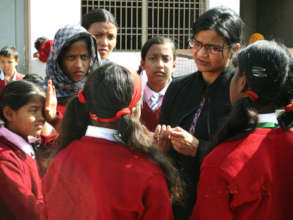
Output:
[212, 97, 258, 147]
[115, 113, 183, 203]
[57, 96, 90, 151]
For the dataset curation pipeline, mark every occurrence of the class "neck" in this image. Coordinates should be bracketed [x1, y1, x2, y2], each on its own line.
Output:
[201, 71, 222, 85]
[147, 81, 168, 93]
[4, 71, 15, 80]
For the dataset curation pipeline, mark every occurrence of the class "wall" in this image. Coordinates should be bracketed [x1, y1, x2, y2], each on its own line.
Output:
[28, 0, 81, 73]
[240, 0, 293, 47]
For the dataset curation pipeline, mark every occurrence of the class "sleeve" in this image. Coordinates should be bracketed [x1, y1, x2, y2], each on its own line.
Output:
[158, 80, 177, 125]
[141, 173, 174, 220]
[190, 166, 233, 220]
[0, 158, 43, 220]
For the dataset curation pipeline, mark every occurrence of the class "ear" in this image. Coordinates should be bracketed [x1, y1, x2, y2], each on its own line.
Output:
[238, 73, 247, 93]
[16, 59, 19, 64]
[230, 43, 241, 59]
[3, 106, 16, 122]
[173, 60, 177, 69]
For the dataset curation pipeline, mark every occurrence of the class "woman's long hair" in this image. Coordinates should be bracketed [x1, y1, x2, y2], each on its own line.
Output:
[58, 62, 183, 203]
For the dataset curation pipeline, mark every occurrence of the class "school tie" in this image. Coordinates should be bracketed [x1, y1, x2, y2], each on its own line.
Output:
[149, 93, 162, 111]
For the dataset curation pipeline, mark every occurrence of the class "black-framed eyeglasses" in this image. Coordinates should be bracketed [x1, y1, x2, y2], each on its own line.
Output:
[188, 38, 229, 55]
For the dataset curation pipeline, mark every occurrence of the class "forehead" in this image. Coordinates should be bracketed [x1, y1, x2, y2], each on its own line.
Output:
[195, 29, 225, 45]
[146, 43, 174, 56]
[88, 22, 117, 34]
[0, 55, 17, 61]
[26, 95, 45, 106]
[63, 40, 89, 54]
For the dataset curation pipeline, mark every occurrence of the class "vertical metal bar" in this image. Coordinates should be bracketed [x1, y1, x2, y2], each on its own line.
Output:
[142, 0, 148, 45]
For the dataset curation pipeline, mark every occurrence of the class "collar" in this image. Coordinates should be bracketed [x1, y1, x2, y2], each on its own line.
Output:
[85, 125, 119, 143]
[0, 126, 36, 159]
[257, 113, 279, 128]
[144, 79, 172, 102]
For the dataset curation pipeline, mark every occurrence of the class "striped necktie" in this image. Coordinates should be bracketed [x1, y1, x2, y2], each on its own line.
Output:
[149, 93, 162, 111]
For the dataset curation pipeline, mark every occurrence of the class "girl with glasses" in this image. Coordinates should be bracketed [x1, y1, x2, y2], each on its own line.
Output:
[155, 6, 244, 220]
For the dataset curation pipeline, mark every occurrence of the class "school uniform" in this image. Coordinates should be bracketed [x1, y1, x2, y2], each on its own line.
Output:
[42, 126, 174, 220]
[191, 113, 293, 220]
[141, 82, 170, 132]
[0, 70, 24, 95]
[0, 126, 43, 220]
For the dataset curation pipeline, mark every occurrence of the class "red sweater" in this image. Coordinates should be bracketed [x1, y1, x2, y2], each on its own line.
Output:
[0, 72, 24, 95]
[42, 136, 174, 220]
[140, 100, 161, 132]
[0, 137, 43, 220]
[191, 128, 293, 220]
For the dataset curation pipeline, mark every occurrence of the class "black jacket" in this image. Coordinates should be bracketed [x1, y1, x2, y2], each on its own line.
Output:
[159, 65, 234, 220]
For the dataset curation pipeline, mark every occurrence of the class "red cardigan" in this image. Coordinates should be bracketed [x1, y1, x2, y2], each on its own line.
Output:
[0, 136, 43, 220]
[0, 72, 24, 95]
[191, 128, 293, 220]
[42, 136, 174, 220]
[140, 100, 161, 132]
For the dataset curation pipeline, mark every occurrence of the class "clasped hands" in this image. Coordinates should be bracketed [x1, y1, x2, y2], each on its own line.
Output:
[154, 124, 199, 157]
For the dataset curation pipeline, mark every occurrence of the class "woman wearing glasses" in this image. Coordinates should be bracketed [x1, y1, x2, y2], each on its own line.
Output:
[154, 6, 244, 220]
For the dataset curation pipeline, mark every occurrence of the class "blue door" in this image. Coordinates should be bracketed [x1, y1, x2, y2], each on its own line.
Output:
[0, 0, 26, 73]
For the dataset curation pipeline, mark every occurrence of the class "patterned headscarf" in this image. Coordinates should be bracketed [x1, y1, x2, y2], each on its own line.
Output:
[43, 25, 99, 99]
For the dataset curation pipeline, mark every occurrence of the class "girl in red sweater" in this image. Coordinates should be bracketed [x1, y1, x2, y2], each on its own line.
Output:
[0, 80, 56, 220]
[191, 40, 293, 220]
[139, 37, 176, 131]
[42, 62, 182, 220]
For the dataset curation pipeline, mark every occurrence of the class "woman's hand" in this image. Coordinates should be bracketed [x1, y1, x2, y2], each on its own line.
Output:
[169, 126, 199, 157]
[44, 80, 57, 122]
[154, 124, 172, 153]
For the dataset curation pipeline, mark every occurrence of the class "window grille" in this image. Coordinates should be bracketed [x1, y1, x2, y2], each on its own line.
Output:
[81, 0, 208, 51]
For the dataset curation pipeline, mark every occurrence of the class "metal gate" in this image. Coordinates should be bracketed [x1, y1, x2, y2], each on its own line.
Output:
[81, 0, 207, 51]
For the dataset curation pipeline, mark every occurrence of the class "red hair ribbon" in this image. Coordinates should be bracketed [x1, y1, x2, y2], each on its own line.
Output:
[284, 103, 293, 112]
[89, 67, 142, 123]
[39, 40, 53, 62]
[247, 91, 259, 102]
[78, 90, 86, 104]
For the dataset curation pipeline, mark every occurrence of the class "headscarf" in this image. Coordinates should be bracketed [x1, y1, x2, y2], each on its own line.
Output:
[44, 25, 99, 99]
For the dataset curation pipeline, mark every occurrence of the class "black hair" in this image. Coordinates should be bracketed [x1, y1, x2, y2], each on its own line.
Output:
[212, 40, 293, 146]
[23, 73, 44, 84]
[34, 37, 48, 51]
[82, 8, 117, 30]
[137, 36, 176, 75]
[58, 62, 183, 203]
[0, 46, 19, 60]
[0, 80, 45, 123]
[192, 6, 244, 48]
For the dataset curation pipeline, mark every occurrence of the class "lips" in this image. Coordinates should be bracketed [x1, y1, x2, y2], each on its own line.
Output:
[153, 72, 165, 77]
[196, 58, 210, 66]
[74, 71, 84, 77]
[98, 48, 108, 55]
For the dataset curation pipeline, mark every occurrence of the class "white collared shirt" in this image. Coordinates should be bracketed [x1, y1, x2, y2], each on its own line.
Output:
[0, 126, 36, 159]
[143, 79, 172, 109]
[258, 113, 278, 125]
[85, 125, 119, 143]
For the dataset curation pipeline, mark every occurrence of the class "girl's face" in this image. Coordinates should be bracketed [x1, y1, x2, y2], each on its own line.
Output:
[229, 67, 247, 105]
[88, 22, 117, 60]
[5, 97, 45, 139]
[192, 29, 232, 75]
[141, 43, 176, 92]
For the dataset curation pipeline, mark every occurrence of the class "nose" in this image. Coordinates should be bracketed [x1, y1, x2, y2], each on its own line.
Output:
[74, 57, 83, 68]
[196, 45, 209, 57]
[156, 58, 164, 68]
[98, 36, 108, 47]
